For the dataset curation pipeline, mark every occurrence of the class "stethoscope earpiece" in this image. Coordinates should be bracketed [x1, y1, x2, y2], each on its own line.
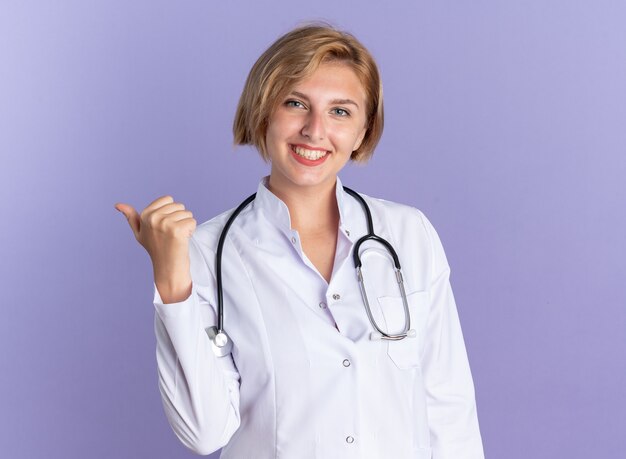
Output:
[370, 329, 416, 341]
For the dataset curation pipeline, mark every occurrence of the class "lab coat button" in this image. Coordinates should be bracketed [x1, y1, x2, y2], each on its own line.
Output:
[343, 359, 351, 367]
[319, 301, 327, 309]
[345, 229, 350, 236]
[346, 436, 355, 444]
[291, 236, 297, 244]
[332, 293, 341, 301]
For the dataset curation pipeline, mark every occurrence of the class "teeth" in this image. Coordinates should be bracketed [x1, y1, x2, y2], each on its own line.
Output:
[293, 145, 327, 160]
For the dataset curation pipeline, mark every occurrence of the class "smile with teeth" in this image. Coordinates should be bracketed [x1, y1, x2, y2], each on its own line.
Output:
[292, 145, 328, 161]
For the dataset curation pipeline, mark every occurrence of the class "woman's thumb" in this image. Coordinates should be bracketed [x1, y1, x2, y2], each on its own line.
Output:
[114, 203, 140, 237]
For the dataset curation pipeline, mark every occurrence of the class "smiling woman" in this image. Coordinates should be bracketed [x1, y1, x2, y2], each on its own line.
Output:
[265, 61, 368, 200]
[115, 22, 484, 459]
[233, 24, 384, 163]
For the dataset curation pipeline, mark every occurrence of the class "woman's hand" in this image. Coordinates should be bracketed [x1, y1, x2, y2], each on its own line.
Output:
[115, 196, 196, 303]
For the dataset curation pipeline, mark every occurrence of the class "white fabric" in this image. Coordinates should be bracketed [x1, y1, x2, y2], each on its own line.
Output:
[153, 176, 484, 459]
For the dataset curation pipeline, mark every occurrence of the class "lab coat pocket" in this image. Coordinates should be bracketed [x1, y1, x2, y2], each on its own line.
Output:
[414, 447, 432, 459]
[377, 290, 430, 370]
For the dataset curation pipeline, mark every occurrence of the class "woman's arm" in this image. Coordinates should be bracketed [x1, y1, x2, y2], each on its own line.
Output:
[116, 197, 241, 454]
[153, 236, 241, 455]
[419, 213, 484, 459]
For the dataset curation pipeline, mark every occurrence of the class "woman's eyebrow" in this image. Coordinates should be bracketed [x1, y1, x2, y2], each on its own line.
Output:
[289, 91, 360, 109]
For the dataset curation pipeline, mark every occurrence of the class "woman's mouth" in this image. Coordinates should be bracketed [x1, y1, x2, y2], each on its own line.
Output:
[290, 144, 329, 165]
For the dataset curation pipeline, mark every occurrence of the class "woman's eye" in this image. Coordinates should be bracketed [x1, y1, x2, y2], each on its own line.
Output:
[332, 108, 350, 117]
[285, 100, 304, 108]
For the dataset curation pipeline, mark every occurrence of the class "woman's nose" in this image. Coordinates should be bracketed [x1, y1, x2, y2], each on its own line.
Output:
[301, 110, 326, 140]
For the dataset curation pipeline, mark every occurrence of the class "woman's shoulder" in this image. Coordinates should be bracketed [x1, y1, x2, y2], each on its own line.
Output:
[189, 206, 241, 254]
[356, 190, 432, 231]
[356, 191, 448, 266]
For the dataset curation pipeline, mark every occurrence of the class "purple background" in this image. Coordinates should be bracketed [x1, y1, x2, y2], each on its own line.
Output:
[2, 1, 625, 458]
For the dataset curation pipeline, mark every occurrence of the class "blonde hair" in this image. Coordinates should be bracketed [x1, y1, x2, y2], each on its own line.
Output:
[233, 22, 384, 163]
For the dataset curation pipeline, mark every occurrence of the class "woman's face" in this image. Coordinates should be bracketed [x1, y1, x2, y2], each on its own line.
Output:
[265, 61, 368, 195]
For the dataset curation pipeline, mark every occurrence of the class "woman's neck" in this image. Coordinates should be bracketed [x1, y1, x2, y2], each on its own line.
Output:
[267, 176, 340, 236]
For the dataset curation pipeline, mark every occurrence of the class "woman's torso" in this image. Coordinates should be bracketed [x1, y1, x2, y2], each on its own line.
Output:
[191, 177, 437, 458]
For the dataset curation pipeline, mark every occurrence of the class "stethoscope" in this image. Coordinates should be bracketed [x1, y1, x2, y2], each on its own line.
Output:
[206, 186, 415, 357]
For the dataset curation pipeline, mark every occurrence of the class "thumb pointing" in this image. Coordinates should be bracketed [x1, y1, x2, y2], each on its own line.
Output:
[115, 203, 140, 237]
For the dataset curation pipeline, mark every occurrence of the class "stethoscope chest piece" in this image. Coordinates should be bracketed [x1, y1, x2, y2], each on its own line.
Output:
[206, 326, 233, 357]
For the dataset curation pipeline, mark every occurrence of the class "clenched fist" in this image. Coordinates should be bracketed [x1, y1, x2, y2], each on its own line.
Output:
[115, 196, 196, 304]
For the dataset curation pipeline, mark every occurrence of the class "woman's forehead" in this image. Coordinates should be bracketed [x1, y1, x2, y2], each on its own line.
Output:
[287, 62, 367, 106]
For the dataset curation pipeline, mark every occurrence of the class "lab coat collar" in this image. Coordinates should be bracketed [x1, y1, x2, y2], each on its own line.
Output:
[254, 176, 353, 241]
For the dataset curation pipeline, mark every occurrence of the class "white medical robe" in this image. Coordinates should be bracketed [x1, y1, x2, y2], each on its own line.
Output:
[153, 176, 484, 459]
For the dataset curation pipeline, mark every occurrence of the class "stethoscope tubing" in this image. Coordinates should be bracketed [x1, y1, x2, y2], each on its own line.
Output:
[215, 192, 256, 331]
[210, 185, 413, 356]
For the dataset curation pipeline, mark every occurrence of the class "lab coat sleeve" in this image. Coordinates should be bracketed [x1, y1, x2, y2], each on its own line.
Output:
[418, 212, 484, 459]
[153, 235, 241, 455]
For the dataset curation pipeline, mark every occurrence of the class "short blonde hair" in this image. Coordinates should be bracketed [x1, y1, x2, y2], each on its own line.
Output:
[233, 22, 384, 163]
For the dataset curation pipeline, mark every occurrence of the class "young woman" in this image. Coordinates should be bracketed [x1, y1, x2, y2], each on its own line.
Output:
[116, 23, 484, 459]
